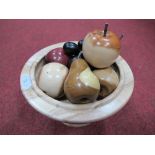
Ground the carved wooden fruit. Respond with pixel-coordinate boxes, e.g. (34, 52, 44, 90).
(64, 58, 100, 104)
(83, 30, 121, 68)
(93, 67, 119, 98)
(38, 62, 68, 98)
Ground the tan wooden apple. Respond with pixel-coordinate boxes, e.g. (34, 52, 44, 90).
(83, 24, 121, 68)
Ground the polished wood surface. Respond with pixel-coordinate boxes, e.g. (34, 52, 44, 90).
(20, 42, 134, 126)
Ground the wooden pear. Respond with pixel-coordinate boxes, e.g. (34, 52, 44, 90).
(64, 59, 100, 104)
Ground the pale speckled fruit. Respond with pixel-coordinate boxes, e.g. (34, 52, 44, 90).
(38, 62, 68, 98)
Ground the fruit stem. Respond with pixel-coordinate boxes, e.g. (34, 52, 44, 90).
(103, 23, 109, 37)
(120, 34, 124, 40)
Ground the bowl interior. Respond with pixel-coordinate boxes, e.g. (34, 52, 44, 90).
(34, 57, 121, 106)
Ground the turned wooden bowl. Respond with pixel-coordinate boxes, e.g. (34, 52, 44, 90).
(20, 42, 134, 127)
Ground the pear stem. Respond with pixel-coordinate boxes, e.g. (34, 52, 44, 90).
(103, 23, 109, 37)
(120, 34, 124, 40)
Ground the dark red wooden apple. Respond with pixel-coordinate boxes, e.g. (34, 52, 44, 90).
(45, 48, 69, 66)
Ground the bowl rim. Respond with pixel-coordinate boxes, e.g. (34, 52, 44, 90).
(20, 41, 134, 123)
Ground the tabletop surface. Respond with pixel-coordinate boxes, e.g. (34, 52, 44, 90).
(0, 19, 155, 135)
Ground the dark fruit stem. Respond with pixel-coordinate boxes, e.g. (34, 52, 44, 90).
(103, 23, 109, 37)
(120, 34, 124, 40)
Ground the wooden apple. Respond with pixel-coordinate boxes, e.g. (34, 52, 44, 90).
(45, 48, 69, 66)
(38, 62, 68, 98)
(93, 67, 119, 98)
(83, 24, 121, 68)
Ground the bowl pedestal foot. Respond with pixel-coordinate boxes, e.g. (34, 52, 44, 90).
(63, 122, 90, 127)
